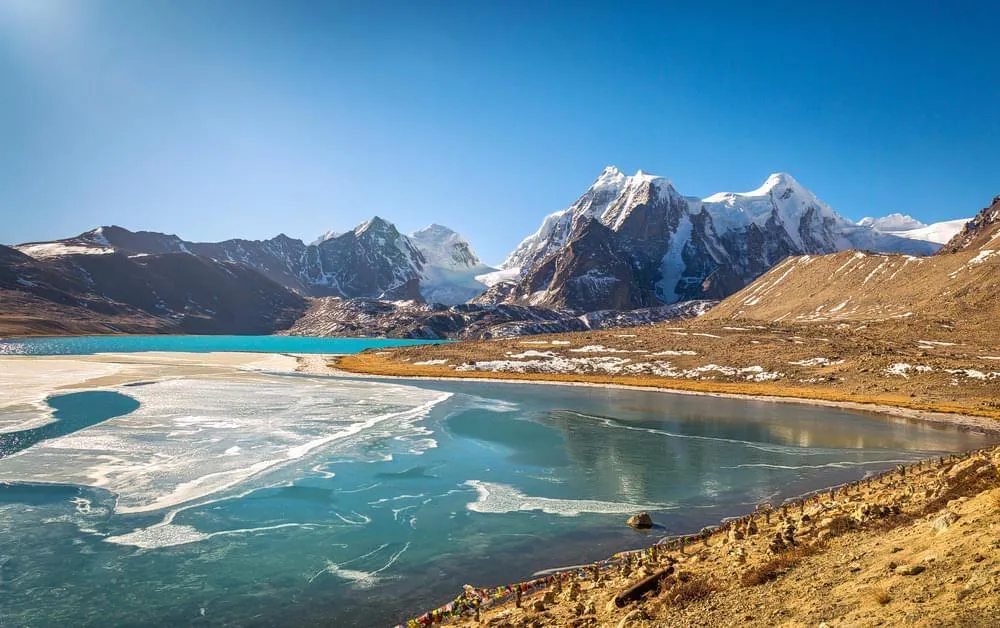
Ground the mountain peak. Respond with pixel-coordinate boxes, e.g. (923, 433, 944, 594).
(758, 172, 804, 194)
(590, 165, 627, 190)
(412, 223, 456, 237)
(355, 216, 397, 236)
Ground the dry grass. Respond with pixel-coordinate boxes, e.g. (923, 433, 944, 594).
(739, 544, 822, 587)
(921, 462, 999, 515)
(659, 574, 716, 608)
(869, 586, 892, 606)
(824, 515, 857, 537)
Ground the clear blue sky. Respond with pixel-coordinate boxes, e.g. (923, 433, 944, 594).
(2, 0, 998, 263)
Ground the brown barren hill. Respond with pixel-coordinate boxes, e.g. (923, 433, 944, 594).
(701, 240, 998, 337)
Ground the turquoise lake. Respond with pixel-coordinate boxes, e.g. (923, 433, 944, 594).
(0, 336, 994, 626)
(0, 334, 445, 355)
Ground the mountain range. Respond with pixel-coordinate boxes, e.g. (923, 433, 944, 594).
(15, 219, 495, 305)
(3, 168, 973, 337)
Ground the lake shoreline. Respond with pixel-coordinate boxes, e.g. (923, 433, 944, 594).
(328, 355, 1000, 436)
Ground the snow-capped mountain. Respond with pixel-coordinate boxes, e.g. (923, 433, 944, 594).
(408, 224, 496, 304)
(857, 213, 926, 231)
(15, 218, 486, 303)
(857, 214, 970, 246)
(483, 167, 947, 311)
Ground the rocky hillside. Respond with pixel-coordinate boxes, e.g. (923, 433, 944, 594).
(481, 168, 947, 312)
(0, 245, 306, 335)
(284, 297, 714, 340)
(15, 219, 492, 305)
(939, 195, 1000, 254)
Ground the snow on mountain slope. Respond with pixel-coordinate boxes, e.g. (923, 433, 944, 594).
(701, 172, 851, 251)
(311, 230, 340, 245)
(408, 224, 496, 304)
(857, 213, 926, 231)
(870, 218, 971, 245)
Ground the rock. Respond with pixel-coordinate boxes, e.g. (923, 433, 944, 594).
(531, 599, 546, 612)
(626, 512, 654, 529)
(542, 590, 556, 605)
(565, 581, 582, 601)
(931, 511, 960, 534)
(583, 600, 596, 615)
(895, 564, 926, 576)
(616, 609, 646, 628)
(956, 582, 977, 601)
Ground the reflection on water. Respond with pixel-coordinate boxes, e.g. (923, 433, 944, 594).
(0, 374, 993, 627)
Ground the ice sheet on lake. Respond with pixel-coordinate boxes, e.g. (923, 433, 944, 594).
(463, 480, 667, 517)
(0, 377, 450, 514)
(0, 358, 123, 433)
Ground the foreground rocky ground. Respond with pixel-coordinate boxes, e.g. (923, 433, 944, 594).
(429, 447, 1000, 627)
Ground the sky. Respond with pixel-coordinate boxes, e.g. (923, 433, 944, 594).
(1, 1, 998, 264)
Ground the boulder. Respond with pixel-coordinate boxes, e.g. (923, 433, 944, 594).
(931, 511, 959, 534)
(895, 564, 926, 576)
(626, 512, 654, 529)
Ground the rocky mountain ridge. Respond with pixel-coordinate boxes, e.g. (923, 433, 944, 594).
(15, 219, 494, 305)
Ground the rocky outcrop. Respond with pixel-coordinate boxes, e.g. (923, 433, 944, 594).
(938, 195, 1000, 254)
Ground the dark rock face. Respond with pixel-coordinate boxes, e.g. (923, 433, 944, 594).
(939, 196, 1000, 254)
(284, 296, 715, 340)
(301, 218, 426, 300)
